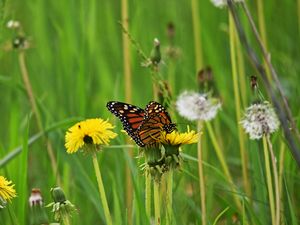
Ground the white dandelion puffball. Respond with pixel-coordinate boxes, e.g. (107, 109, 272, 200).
(211, 0, 244, 8)
(176, 91, 221, 121)
(240, 101, 280, 140)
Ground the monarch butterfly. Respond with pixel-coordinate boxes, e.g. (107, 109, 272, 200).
(106, 101, 176, 147)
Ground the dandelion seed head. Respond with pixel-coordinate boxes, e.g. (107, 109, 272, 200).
(210, 0, 244, 8)
(240, 101, 280, 140)
(176, 91, 221, 121)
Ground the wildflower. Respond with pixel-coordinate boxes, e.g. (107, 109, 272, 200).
(29, 189, 49, 224)
(240, 101, 280, 140)
(0, 176, 16, 208)
(65, 118, 117, 154)
(176, 91, 221, 121)
(161, 130, 199, 147)
(161, 130, 198, 170)
(47, 187, 76, 222)
(141, 130, 198, 181)
(211, 0, 244, 8)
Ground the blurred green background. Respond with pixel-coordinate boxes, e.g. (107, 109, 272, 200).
(0, 0, 299, 224)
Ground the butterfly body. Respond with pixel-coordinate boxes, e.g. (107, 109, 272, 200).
(106, 101, 176, 147)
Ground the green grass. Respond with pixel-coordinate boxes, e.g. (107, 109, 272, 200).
(0, 0, 300, 224)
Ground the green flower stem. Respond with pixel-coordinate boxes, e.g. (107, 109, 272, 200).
(154, 181, 161, 225)
(278, 141, 285, 215)
(229, 13, 251, 199)
(92, 152, 112, 225)
(145, 174, 151, 222)
(197, 121, 206, 225)
(263, 136, 276, 225)
(206, 122, 242, 210)
(266, 136, 280, 225)
(62, 215, 71, 225)
(166, 171, 173, 225)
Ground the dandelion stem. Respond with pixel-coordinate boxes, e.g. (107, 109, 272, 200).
(18, 51, 61, 185)
(145, 173, 151, 221)
(278, 141, 285, 216)
(263, 136, 276, 225)
(166, 171, 173, 225)
(121, 0, 133, 222)
(266, 136, 280, 225)
(197, 121, 206, 225)
(229, 12, 251, 198)
(206, 122, 242, 210)
(62, 215, 71, 225)
(154, 181, 161, 225)
(92, 152, 112, 225)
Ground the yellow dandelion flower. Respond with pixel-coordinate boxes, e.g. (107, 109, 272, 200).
(161, 130, 198, 146)
(0, 176, 16, 203)
(65, 118, 117, 154)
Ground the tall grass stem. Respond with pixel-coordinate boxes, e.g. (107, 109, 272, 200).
(235, 32, 248, 108)
(92, 152, 112, 225)
(206, 122, 242, 210)
(121, 0, 133, 222)
(191, 0, 203, 69)
(262, 136, 276, 225)
(197, 121, 206, 225)
(229, 13, 251, 198)
(18, 51, 61, 185)
(298, 0, 300, 37)
(256, 0, 271, 81)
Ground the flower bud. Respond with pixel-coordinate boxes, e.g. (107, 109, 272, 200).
(150, 38, 161, 65)
(29, 188, 49, 225)
(47, 187, 76, 222)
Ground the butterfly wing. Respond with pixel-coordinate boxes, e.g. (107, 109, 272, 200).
(106, 101, 176, 147)
(106, 101, 146, 146)
(136, 115, 166, 146)
(135, 102, 177, 146)
(145, 101, 176, 133)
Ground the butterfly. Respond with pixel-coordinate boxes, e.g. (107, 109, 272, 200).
(106, 101, 176, 147)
